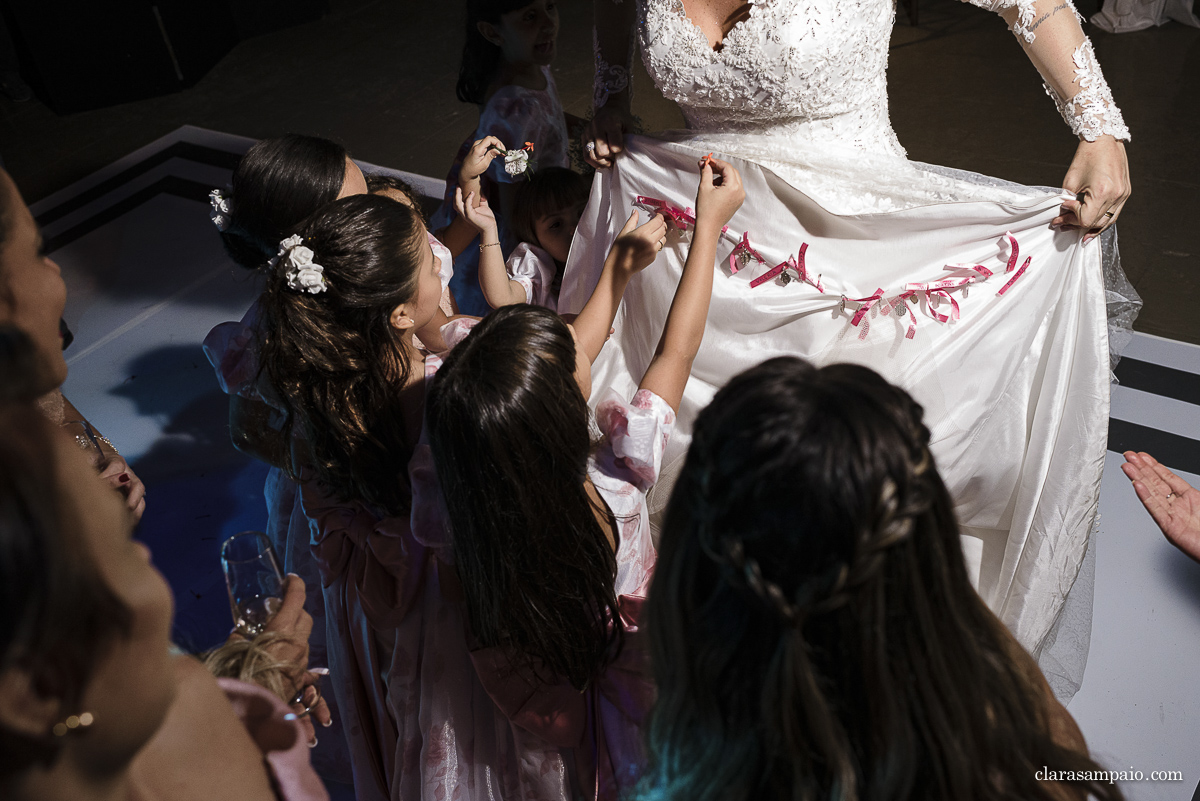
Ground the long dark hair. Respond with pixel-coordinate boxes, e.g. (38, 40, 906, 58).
(456, 0, 536, 105)
(0, 401, 132, 776)
(426, 304, 621, 690)
(641, 356, 1124, 801)
(257, 194, 425, 514)
(220, 134, 349, 270)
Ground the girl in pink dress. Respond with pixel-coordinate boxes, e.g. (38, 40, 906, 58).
(203, 140, 461, 785)
(252, 194, 451, 801)
(279, 195, 667, 800)
(203, 133, 370, 783)
(416, 158, 743, 799)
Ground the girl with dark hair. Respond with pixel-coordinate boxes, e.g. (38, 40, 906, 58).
(416, 158, 743, 799)
(216, 134, 366, 271)
(429, 0, 576, 315)
(367, 172, 460, 319)
(203, 135, 380, 783)
(640, 356, 1125, 801)
(253, 192, 468, 801)
(455, 166, 591, 311)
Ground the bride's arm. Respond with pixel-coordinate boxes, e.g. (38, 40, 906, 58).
(584, 0, 639, 169)
(968, 0, 1131, 241)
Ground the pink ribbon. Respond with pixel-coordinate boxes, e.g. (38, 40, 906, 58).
(749, 243, 824, 292)
(846, 287, 886, 340)
(728, 231, 766, 274)
(634, 196, 731, 238)
(995, 232, 1031, 296)
(900, 263, 993, 325)
(880, 292, 919, 339)
(998, 256, 1032, 296)
(635, 196, 696, 230)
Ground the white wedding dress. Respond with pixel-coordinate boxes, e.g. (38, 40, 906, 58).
(561, 0, 1139, 694)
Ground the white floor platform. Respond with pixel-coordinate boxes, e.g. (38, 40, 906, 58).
(39, 127, 1199, 798)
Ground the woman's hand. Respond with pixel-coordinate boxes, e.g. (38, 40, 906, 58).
(694, 156, 745, 231)
(608, 210, 668, 274)
(454, 188, 499, 238)
(226, 574, 332, 743)
(583, 106, 637, 169)
(1053, 136, 1131, 245)
(98, 455, 147, 523)
(1121, 451, 1200, 563)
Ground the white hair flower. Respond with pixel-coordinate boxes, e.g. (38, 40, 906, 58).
(209, 189, 232, 231)
(272, 235, 329, 294)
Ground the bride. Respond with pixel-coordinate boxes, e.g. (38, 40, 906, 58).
(563, 0, 1134, 680)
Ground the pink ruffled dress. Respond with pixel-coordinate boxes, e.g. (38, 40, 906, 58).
(506, 242, 560, 313)
(398, 386, 674, 800)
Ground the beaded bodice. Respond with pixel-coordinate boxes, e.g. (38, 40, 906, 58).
(637, 0, 905, 154)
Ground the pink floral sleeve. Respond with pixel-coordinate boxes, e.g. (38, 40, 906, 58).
(594, 388, 677, 490)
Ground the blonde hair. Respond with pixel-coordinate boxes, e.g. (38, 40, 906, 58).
(203, 631, 303, 703)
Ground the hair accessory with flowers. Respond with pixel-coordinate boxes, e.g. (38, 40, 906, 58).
(209, 189, 232, 231)
(270, 234, 329, 294)
(490, 141, 536, 178)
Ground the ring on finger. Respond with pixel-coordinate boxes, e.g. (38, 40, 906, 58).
(289, 683, 323, 719)
(585, 141, 596, 153)
(1167, 492, 1177, 500)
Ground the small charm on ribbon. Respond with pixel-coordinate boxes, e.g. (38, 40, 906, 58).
(729, 231, 766, 275)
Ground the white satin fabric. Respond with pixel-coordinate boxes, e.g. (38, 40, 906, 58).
(560, 136, 1110, 663)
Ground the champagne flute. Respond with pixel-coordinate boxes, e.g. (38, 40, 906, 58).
(221, 531, 284, 636)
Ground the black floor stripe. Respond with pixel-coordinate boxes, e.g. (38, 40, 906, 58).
(35, 141, 243, 229)
(45, 176, 213, 255)
(1109, 419, 1200, 476)
(1114, 357, 1200, 408)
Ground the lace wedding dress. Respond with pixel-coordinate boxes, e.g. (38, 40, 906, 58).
(562, 0, 1140, 697)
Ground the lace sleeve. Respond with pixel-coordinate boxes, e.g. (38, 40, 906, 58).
(593, 0, 637, 111)
(964, 0, 1130, 142)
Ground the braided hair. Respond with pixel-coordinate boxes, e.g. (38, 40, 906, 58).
(641, 356, 1123, 801)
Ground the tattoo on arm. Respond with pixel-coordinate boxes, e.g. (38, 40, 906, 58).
(1029, 2, 1069, 32)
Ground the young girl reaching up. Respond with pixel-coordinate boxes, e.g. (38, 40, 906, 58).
(455, 166, 589, 311)
(255, 194, 451, 801)
(430, 0, 575, 315)
(421, 158, 744, 798)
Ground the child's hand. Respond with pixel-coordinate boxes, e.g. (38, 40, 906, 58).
(454, 187, 498, 236)
(461, 136, 506, 183)
(694, 156, 745, 231)
(608, 210, 668, 274)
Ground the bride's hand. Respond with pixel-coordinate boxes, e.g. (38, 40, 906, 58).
(584, 106, 637, 169)
(1053, 136, 1130, 246)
